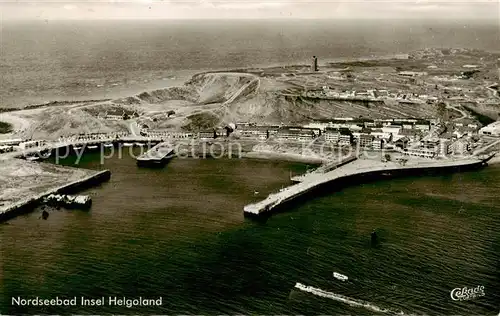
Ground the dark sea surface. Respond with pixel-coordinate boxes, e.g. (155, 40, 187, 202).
(0, 19, 499, 107)
(1, 19, 500, 315)
(1, 150, 500, 315)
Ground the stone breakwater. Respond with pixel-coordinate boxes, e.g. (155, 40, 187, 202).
(0, 160, 110, 221)
(244, 155, 493, 216)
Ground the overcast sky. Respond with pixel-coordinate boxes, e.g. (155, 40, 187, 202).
(0, 0, 498, 20)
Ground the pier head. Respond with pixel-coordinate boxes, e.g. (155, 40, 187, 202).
(244, 154, 494, 218)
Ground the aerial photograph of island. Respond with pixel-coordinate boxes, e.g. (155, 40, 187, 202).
(0, 0, 499, 314)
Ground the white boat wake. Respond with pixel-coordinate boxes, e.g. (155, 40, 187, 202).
(294, 282, 405, 315)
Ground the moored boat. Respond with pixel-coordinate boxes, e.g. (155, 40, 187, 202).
(136, 143, 175, 167)
(333, 272, 348, 281)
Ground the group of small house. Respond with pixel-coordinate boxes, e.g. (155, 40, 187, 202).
(141, 130, 195, 139)
(232, 117, 481, 158)
(97, 110, 140, 121)
(0, 139, 46, 153)
(234, 118, 434, 149)
(307, 86, 440, 104)
(57, 132, 129, 143)
(0, 113, 487, 159)
(401, 138, 473, 158)
(0, 138, 23, 153)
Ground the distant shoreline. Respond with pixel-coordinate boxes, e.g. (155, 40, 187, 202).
(0, 52, 410, 111)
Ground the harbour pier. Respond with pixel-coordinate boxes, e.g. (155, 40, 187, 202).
(136, 142, 175, 167)
(244, 154, 494, 217)
(0, 169, 111, 222)
(291, 155, 358, 183)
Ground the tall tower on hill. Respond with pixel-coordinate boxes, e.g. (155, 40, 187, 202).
(311, 56, 318, 72)
(497, 58, 500, 83)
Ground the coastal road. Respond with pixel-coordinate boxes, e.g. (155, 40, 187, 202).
(485, 83, 499, 100)
(473, 138, 500, 156)
(129, 121, 141, 137)
(222, 73, 260, 106)
(446, 103, 469, 121)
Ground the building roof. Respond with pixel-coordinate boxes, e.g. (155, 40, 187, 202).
(325, 127, 340, 133)
(339, 129, 352, 136)
(280, 126, 320, 131)
(0, 138, 22, 144)
(278, 128, 315, 135)
(239, 125, 272, 132)
(439, 132, 454, 139)
(399, 129, 420, 136)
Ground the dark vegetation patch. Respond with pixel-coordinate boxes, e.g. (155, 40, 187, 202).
(182, 112, 220, 131)
(0, 121, 13, 134)
(463, 105, 495, 126)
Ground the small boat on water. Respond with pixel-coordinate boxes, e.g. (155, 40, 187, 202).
(88, 145, 98, 149)
(333, 272, 348, 282)
(43, 194, 92, 209)
(26, 156, 40, 161)
(123, 143, 134, 147)
(103, 143, 113, 148)
(73, 146, 82, 150)
(135, 143, 145, 147)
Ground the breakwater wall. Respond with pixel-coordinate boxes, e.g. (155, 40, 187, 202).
(291, 155, 357, 182)
(0, 169, 111, 222)
(244, 156, 491, 218)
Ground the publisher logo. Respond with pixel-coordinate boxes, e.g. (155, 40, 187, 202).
(450, 285, 485, 301)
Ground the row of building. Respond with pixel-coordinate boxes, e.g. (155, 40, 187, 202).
(308, 87, 440, 104)
(97, 111, 140, 121)
(57, 132, 130, 143)
(401, 138, 472, 158)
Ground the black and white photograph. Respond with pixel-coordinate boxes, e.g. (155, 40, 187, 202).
(0, 0, 499, 314)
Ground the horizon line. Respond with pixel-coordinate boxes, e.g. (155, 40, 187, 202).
(3, 17, 497, 21)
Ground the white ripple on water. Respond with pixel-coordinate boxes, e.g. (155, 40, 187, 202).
(294, 282, 408, 315)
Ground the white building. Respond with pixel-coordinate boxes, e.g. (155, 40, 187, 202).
(398, 71, 428, 77)
(324, 128, 340, 143)
(450, 139, 471, 155)
(438, 139, 452, 156)
(0, 138, 23, 146)
(372, 138, 384, 150)
(479, 121, 500, 136)
(381, 125, 401, 138)
(403, 147, 436, 158)
(18, 140, 46, 150)
(303, 122, 330, 131)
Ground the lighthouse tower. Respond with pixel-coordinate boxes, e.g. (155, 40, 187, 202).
(497, 58, 500, 83)
(311, 56, 318, 72)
